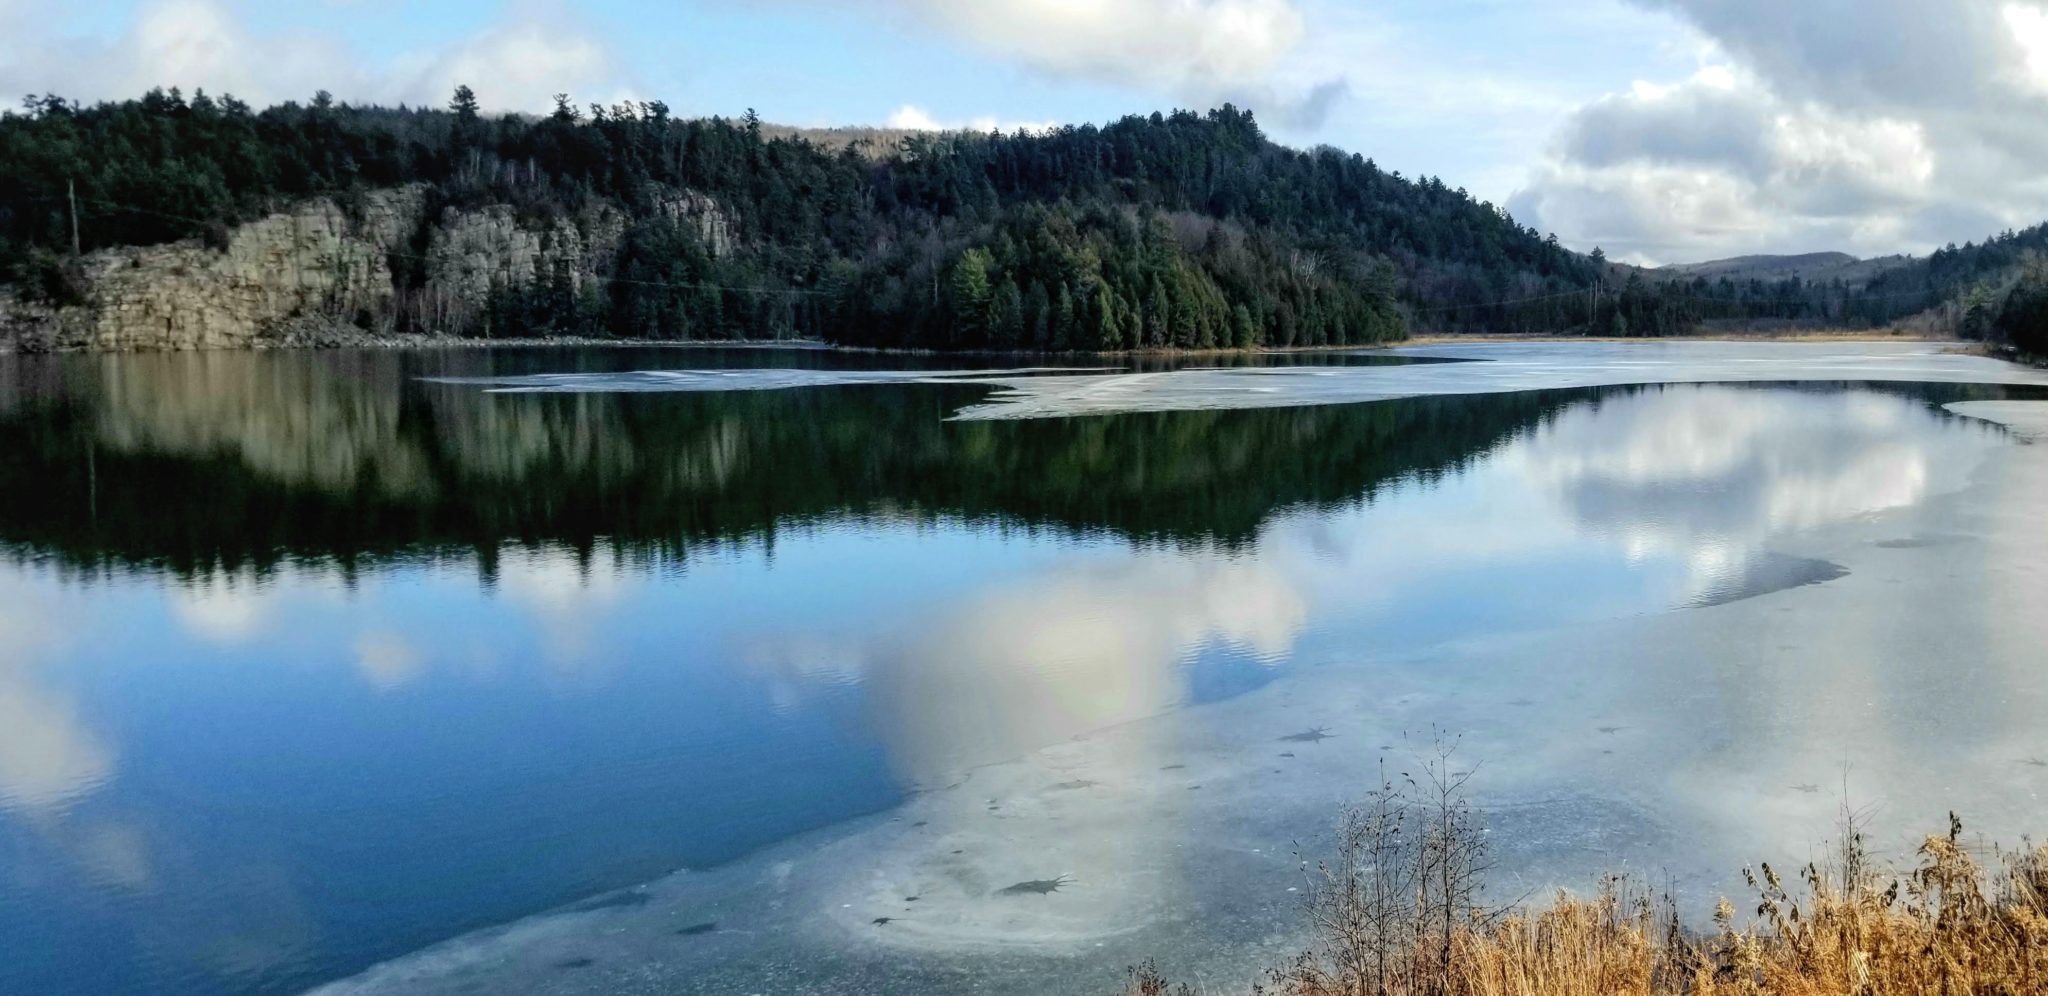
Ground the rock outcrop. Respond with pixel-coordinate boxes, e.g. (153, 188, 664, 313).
(417, 202, 632, 335)
(0, 184, 739, 352)
(2, 188, 423, 352)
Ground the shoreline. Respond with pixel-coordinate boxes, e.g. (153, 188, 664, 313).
(0, 329, 1953, 358)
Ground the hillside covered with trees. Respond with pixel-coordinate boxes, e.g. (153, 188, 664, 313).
(1613, 224, 2048, 341)
(3, 87, 2045, 349)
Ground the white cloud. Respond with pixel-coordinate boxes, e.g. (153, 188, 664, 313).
(3, 0, 358, 107)
(1514, 65, 1939, 261)
(1632, 0, 2026, 115)
(392, 19, 630, 113)
(0, 0, 629, 114)
(896, 0, 1304, 89)
(883, 104, 1055, 133)
(2006, 3, 2048, 95)
(127, 0, 243, 86)
(864, 0, 1347, 129)
(1513, 0, 2048, 261)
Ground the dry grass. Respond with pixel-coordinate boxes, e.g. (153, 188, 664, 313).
(1128, 759, 2048, 996)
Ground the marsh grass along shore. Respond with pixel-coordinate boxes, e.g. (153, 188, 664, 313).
(1130, 764, 2048, 996)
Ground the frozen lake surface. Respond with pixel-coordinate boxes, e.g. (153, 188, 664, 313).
(436, 340, 2048, 419)
(2, 342, 2045, 995)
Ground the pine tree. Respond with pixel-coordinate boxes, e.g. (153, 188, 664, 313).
(949, 247, 994, 343)
(1025, 281, 1051, 348)
(1232, 303, 1257, 349)
(1052, 283, 1075, 350)
(992, 279, 1024, 346)
(1146, 278, 1170, 347)
(1096, 291, 1123, 350)
(449, 85, 479, 120)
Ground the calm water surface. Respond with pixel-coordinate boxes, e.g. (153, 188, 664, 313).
(0, 347, 2037, 994)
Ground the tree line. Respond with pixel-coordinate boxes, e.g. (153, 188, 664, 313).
(3, 86, 2042, 346)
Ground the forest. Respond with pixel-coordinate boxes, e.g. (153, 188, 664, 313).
(1, 86, 2045, 348)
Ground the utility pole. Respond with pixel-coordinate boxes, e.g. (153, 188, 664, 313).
(68, 178, 81, 258)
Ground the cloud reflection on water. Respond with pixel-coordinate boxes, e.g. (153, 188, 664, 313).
(749, 553, 1307, 785)
(0, 576, 112, 814)
(168, 577, 279, 645)
(1506, 385, 1990, 603)
(739, 385, 1996, 793)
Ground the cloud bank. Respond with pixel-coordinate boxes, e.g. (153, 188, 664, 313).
(0, 0, 630, 114)
(883, 105, 1058, 134)
(1511, 1, 2048, 263)
(866, 0, 1349, 130)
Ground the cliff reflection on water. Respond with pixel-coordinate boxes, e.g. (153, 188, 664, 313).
(0, 347, 2029, 996)
(0, 349, 1583, 576)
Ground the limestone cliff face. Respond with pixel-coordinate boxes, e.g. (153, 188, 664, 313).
(417, 202, 632, 335)
(652, 189, 736, 258)
(2, 188, 424, 352)
(0, 184, 737, 352)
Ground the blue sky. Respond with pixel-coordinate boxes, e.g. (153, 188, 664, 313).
(6, 1, 2048, 264)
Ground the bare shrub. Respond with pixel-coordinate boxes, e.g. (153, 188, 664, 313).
(1126, 771, 2048, 995)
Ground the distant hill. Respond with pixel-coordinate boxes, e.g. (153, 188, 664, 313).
(1658, 252, 1914, 287)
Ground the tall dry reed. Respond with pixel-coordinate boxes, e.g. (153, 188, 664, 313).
(1128, 759, 2048, 996)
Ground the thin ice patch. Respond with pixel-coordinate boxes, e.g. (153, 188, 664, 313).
(421, 367, 1111, 394)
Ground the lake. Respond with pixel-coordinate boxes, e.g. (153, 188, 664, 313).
(5, 342, 2048, 995)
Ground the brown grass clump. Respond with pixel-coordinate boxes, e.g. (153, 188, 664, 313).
(1127, 748, 2048, 996)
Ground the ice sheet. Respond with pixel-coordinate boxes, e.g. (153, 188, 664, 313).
(313, 397, 2048, 996)
(951, 342, 2048, 419)
(424, 342, 2048, 421)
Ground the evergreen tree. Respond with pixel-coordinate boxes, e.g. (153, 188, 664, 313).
(949, 247, 994, 343)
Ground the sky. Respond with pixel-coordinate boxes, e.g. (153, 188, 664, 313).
(4, 0, 2048, 265)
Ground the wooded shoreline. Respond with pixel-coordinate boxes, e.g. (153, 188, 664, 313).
(0, 328, 1955, 357)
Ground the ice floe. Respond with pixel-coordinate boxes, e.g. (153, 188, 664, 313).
(425, 342, 2048, 421)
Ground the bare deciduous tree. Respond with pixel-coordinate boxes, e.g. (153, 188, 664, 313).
(1276, 732, 1502, 996)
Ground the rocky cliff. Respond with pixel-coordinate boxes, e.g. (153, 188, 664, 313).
(0, 185, 737, 352)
